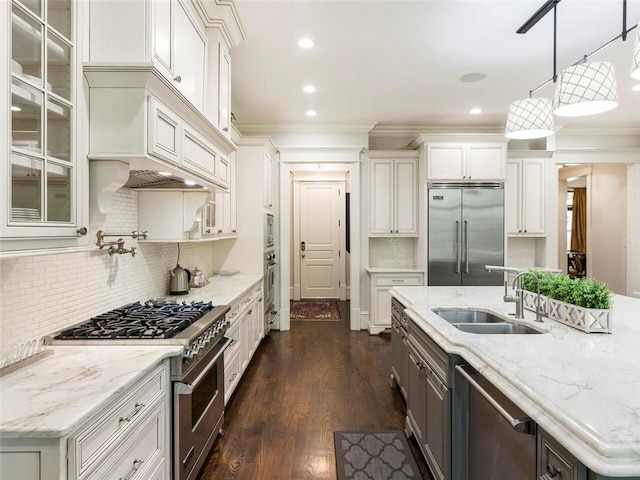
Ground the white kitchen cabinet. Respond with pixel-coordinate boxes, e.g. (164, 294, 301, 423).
(368, 271, 424, 334)
(368, 153, 419, 236)
(263, 151, 274, 210)
(148, 98, 182, 165)
(1, 0, 89, 250)
(138, 190, 209, 242)
(506, 158, 546, 236)
(0, 361, 171, 480)
(427, 144, 506, 180)
(90, 0, 206, 111)
(217, 41, 231, 135)
(223, 283, 264, 404)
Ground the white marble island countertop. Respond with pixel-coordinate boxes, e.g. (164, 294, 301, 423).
(391, 285, 640, 477)
(0, 345, 182, 438)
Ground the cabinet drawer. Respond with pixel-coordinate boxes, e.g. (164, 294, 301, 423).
(225, 320, 241, 361)
(537, 430, 583, 480)
(72, 363, 167, 476)
(373, 274, 424, 286)
(85, 401, 166, 480)
(182, 125, 216, 179)
(224, 350, 241, 405)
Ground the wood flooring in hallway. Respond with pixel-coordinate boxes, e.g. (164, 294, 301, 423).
(197, 301, 432, 480)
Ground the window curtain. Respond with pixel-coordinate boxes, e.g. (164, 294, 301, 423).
(570, 188, 587, 253)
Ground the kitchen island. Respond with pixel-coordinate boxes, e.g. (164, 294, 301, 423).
(391, 285, 640, 478)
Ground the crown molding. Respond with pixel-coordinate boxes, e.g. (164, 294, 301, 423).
(555, 126, 640, 137)
(409, 132, 508, 149)
(370, 124, 505, 138)
(232, 122, 378, 135)
(193, 0, 246, 47)
(235, 135, 277, 155)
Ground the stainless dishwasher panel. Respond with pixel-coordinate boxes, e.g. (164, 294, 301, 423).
(454, 364, 536, 480)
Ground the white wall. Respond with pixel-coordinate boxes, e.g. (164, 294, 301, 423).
(0, 189, 216, 348)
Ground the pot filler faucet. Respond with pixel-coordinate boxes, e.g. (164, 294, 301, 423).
(485, 266, 544, 323)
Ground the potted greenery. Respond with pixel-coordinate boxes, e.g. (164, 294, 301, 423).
(520, 270, 613, 334)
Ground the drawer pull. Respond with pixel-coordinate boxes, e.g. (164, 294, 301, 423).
(119, 459, 144, 480)
(119, 403, 145, 424)
(392, 279, 404, 283)
(229, 338, 237, 346)
(546, 465, 562, 478)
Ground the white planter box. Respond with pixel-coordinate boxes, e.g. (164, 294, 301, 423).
(547, 298, 612, 334)
(522, 291, 548, 316)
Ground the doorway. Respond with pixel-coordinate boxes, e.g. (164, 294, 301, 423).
(291, 171, 347, 301)
(558, 164, 627, 294)
(292, 180, 346, 300)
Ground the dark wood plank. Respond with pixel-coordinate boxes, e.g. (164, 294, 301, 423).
(197, 301, 433, 480)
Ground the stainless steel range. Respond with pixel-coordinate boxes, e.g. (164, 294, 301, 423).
(51, 299, 231, 480)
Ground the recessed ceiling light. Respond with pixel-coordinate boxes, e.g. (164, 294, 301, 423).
(11, 106, 21, 112)
(306, 110, 317, 117)
(158, 171, 171, 176)
(460, 73, 487, 83)
(297, 38, 314, 49)
(184, 179, 196, 186)
(303, 85, 316, 93)
(470, 108, 482, 115)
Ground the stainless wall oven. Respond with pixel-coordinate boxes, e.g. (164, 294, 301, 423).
(264, 249, 277, 333)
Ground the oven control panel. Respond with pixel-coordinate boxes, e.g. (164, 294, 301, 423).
(183, 318, 230, 363)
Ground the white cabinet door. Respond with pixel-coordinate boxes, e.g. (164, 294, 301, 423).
(152, 0, 172, 75)
(427, 144, 505, 180)
(218, 42, 231, 135)
(148, 98, 181, 165)
(263, 152, 274, 209)
(373, 286, 393, 329)
(467, 145, 505, 180)
(395, 160, 418, 235)
(506, 158, 545, 236)
(173, 0, 206, 110)
(369, 273, 424, 334)
(521, 159, 545, 235)
(505, 161, 521, 234)
(427, 146, 465, 180)
(370, 160, 394, 235)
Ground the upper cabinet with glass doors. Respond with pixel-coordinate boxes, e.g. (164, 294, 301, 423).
(2, 0, 87, 249)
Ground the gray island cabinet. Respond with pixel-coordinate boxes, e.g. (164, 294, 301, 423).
(390, 286, 640, 480)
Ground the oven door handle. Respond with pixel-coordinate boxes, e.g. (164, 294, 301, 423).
(175, 338, 230, 395)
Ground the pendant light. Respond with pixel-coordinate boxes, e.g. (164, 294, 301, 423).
(553, 61, 618, 117)
(505, 97, 554, 139)
(632, 23, 640, 80)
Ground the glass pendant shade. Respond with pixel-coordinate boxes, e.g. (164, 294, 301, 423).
(632, 24, 640, 80)
(505, 98, 554, 139)
(553, 61, 618, 116)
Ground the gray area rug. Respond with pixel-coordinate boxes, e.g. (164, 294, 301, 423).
(334, 431, 422, 480)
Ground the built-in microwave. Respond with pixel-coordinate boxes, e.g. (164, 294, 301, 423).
(265, 213, 274, 248)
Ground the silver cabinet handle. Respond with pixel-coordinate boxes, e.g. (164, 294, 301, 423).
(455, 365, 534, 434)
(119, 402, 145, 424)
(119, 459, 144, 480)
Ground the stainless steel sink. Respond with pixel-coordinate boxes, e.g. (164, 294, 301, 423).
(433, 309, 506, 324)
(453, 323, 543, 335)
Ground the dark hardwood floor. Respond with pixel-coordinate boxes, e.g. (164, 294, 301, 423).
(197, 301, 432, 480)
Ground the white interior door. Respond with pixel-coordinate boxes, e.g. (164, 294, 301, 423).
(299, 182, 342, 299)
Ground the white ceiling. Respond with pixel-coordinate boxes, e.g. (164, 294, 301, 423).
(229, 0, 640, 134)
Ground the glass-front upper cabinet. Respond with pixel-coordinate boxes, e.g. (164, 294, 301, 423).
(3, 0, 85, 246)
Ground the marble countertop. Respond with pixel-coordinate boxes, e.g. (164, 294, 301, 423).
(165, 273, 262, 305)
(0, 274, 263, 440)
(391, 286, 640, 477)
(0, 345, 182, 438)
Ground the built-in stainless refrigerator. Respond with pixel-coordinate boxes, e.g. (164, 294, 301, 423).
(428, 183, 504, 286)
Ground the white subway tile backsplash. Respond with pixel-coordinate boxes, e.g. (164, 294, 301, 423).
(507, 237, 537, 267)
(0, 189, 216, 348)
(369, 237, 415, 267)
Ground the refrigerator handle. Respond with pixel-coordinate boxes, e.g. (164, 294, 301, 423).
(464, 220, 469, 273)
(455, 220, 461, 274)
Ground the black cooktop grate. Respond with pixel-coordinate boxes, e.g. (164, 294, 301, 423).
(55, 300, 215, 340)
